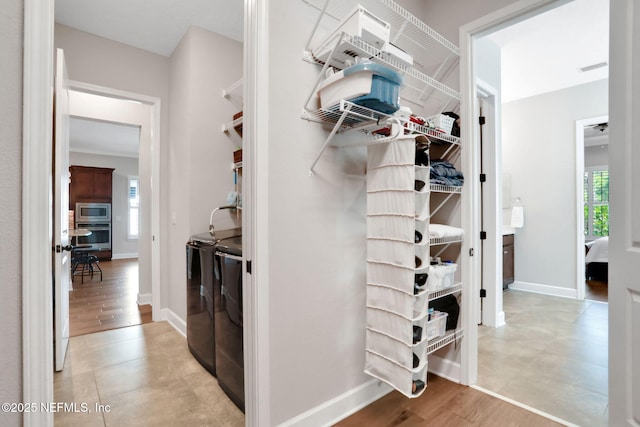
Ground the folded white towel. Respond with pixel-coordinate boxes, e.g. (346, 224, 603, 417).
(429, 224, 464, 239)
(511, 206, 524, 228)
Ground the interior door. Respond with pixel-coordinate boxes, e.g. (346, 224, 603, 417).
(609, 1, 640, 424)
(53, 48, 72, 372)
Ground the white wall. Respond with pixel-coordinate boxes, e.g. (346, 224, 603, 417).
(502, 79, 608, 292)
(585, 143, 608, 167)
(1, 0, 23, 424)
(167, 26, 242, 321)
(69, 152, 139, 258)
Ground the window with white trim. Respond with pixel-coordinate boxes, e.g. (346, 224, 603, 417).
(128, 176, 139, 239)
(584, 167, 609, 239)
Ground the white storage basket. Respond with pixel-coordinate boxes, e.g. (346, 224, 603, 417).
(426, 114, 455, 134)
(367, 283, 428, 319)
(427, 263, 458, 291)
(367, 261, 414, 294)
(365, 329, 428, 369)
(425, 311, 448, 340)
(365, 350, 428, 398)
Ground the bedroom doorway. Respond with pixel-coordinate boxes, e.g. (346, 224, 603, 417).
(470, 0, 610, 425)
(581, 116, 610, 303)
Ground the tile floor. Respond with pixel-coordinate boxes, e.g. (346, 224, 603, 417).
(478, 290, 608, 427)
(54, 321, 244, 427)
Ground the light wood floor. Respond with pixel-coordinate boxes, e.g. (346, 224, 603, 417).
(69, 258, 152, 337)
(336, 373, 562, 426)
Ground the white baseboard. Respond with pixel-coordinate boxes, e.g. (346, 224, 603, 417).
(157, 308, 186, 337)
(111, 253, 139, 260)
(428, 355, 461, 383)
(137, 293, 152, 306)
(509, 281, 578, 299)
(278, 379, 391, 427)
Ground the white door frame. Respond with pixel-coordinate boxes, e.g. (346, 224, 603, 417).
(575, 115, 608, 301)
(476, 79, 506, 328)
(21, 1, 161, 425)
(459, 0, 570, 387)
(23, 0, 55, 425)
(67, 80, 162, 317)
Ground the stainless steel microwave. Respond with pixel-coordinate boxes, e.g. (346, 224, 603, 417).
(75, 202, 111, 223)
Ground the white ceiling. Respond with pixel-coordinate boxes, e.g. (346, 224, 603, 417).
(486, 0, 609, 103)
(55, 0, 244, 57)
(69, 117, 141, 158)
(56, 0, 608, 154)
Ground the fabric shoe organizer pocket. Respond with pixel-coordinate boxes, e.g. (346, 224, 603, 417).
(367, 165, 414, 192)
(366, 307, 429, 346)
(367, 215, 414, 242)
(368, 239, 425, 269)
(367, 283, 428, 319)
(367, 136, 416, 168)
(367, 262, 414, 294)
(365, 350, 428, 398)
(367, 191, 415, 216)
(366, 329, 428, 369)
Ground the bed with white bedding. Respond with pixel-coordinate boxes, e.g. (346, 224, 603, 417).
(585, 237, 608, 281)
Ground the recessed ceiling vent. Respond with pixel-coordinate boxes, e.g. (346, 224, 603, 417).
(580, 61, 608, 72)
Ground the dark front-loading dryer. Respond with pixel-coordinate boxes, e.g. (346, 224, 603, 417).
(186, 228, 241, 377)
(214, 234, 244, 412)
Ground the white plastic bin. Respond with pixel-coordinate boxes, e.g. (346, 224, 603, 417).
(425, 311, 448, 340)
(427, 263, 457, 291)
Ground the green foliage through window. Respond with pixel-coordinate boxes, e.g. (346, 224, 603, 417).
(584, 169, 609, 238)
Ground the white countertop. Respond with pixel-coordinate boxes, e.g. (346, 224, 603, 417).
(502, 226, 515, 236)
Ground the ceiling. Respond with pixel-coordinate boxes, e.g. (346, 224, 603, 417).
(55, 0, 243, 57)
(56, 0, 608, 154)
(486, 0, 609, 103)
(70, 117, 141, 158)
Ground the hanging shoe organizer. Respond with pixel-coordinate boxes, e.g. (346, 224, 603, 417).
(301, 0, 464, 397)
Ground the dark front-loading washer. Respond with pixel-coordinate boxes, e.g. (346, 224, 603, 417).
(213, 234, 244, 412)
(186, 228, 241, 377)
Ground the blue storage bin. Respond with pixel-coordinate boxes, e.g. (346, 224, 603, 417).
(318, 62, 403, 115)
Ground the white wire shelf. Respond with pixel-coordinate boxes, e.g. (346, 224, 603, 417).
(305, 32, 460, 106)
(429, 235, 463, 246)
(427, 283, 462, 302)
(426, 329, 463, 355)
(430, 184, 462, 194)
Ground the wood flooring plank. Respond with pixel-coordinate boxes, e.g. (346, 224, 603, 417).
(69, 259, 151, 337)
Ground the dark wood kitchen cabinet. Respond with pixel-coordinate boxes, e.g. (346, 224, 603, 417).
(503, 234, 514, 289)
(69, 166, 114, 207)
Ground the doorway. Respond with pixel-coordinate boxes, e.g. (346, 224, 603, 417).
(463, 0, 610, 425)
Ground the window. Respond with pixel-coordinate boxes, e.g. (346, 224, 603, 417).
(584, 168, 609, 239)
(128, 176, 139, 239)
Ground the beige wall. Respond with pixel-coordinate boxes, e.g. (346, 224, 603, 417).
(167, 26, 242, 321)
(0, 0, 23, 425)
